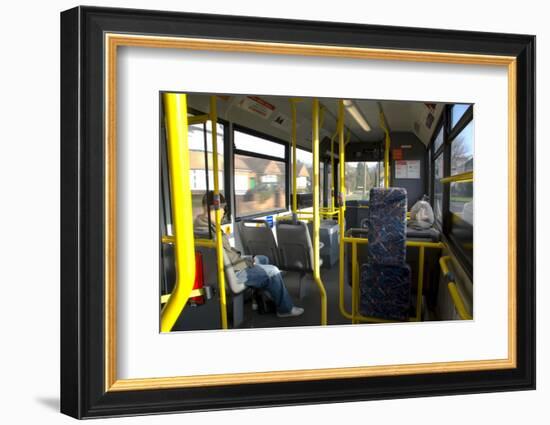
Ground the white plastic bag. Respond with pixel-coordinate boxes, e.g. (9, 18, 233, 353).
(409, 195, 434, 229)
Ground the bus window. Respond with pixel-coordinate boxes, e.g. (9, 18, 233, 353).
(450, 182, 473, 224)
(294, 148, 313, 195)
(450, 103, 470, 128)
(188, 121, 226, 221)
(345, 161, 381, 201)
(234, 130, 285, 158)
(433, 154, 444, 223)
(433, 126, 444, 152)
(325, 162, 332, 207)
(290, 147, 314, 208)
(450, 121, 474, 175)
(234, 129, 287, 218)
(449, 118, 474, 262)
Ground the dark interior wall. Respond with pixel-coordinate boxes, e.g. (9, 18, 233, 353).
(389, 131, 428, 209)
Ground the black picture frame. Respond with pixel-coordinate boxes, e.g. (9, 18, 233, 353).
(61, 5, 535, 419)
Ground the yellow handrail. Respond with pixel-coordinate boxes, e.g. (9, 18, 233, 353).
(161, 288, 205, 305)
(160, 93, 196, 332)
(164, 235, 216, 249)
(187, 114, 210, 125)
(337, 100, 351, 322)
(290, 99, 298, 214)
(210, 96, 228, 329)
(415, 246, 425, 321)
(342, 237, 444, 250)
(379, 108, 391, 188)
(344, 237, 444, 323)
(351, 241, 358, 324)
(440, 171, 474, 184)
(439, 256, 473, 320)
(312, 99, 328, 325)
(330, 131, 336, 210)
(345, 129, 351, 146)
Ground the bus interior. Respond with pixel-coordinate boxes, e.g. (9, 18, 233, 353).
(160, 93, 474, 332)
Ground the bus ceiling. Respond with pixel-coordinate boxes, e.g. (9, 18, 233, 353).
(186, 94, 446, 149)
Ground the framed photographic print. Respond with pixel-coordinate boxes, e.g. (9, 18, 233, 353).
(60, 6, 535, 419)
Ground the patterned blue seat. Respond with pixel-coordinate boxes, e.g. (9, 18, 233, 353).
(367, 188, 407, 266)
(360, 263, 411, 321)
(360, 187, 411, 320)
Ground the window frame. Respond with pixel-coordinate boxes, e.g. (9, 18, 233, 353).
(428, 115, 445, 226)
(232, 124, 290, 220)
(187, 107, 232, 226)
(428, 104, 474, 279)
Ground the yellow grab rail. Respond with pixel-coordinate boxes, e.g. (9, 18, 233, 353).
(342, 236, 444, 323)
(337, 100, 350, 322)
(187, 114, 210, 125)
(330, 131, 336, 210)
(440, 171, 474, 184)
(439, 256, 473, 320)
(161, 288, 206, 305)
(210, 96, 229, 329)
(415, 246, 425, 321)
(351, 241, 358, 324)
(379, 107, 391, 188)
(291, 99, 298, 214)
(163, 235, 216, 249)
(160, 93, 196, 332)
(312, 99, 328, 325)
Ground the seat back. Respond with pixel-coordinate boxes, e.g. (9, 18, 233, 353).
(360, 187, 411, 320)
(222, 249, 247, 294)
(194, 230, 247, 295)
(367, 187, 407, 265)
(345, 200, 369, 230)
(237, 219, 280, 267)
(275, 221, 314, 272)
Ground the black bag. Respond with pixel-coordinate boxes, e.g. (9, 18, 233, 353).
(254, 290, 276, 314)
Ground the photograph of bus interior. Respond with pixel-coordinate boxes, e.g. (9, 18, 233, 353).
(160, 92, 474, 332)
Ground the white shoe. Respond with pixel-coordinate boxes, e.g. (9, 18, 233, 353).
(276, 306, 304, 318)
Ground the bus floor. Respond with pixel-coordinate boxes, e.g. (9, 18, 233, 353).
(171, 261, 354, 332)
(171, 260, 437, 331)
(237, 261, 352, 329)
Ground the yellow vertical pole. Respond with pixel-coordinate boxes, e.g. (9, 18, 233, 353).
(291, 99, 298, 215)
(337, 100, 352, 321)
(312, 99, 328, 325)
(380, 110, 391, 188)
(330, 132, 336, 211)
(384, 131, 390, 188)
(210, 96, 228, 330)
(160, 93, 196, 332)
(351, 241, 358, 324)
(416, 246, 425, 321)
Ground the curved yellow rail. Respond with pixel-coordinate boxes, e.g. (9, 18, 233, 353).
(379, 108, 391, 188)
(160, 93, 196, 332)
(439, 256, 473, 320)
(312, 99, 328, 325)
(440, 171, 474, 184)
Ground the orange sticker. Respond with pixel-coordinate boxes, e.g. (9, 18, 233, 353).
(392, 148, 403, 160)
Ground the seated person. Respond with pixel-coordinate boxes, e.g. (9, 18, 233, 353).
(194, 191, 304, 318)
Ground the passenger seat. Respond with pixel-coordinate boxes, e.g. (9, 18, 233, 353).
(359, 187, 411, 321)
(237, 219, 281, 267)
(276, 220, 322, 298)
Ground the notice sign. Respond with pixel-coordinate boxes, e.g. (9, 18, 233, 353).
(237, 96, 276, 119)
(395, 160, 421, 179)
(270, 113, 291, 132)
(392, 148, 403, 160)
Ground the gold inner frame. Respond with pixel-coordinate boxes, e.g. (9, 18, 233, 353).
(104, 33, 517, 392)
